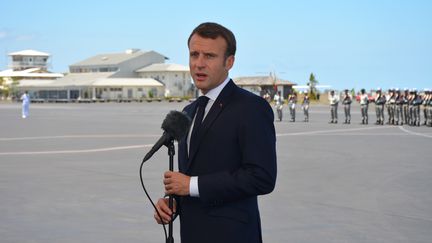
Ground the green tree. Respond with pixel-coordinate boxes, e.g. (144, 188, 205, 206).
(308, 73, 319, 100)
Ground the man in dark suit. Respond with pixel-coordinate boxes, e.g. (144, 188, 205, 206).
(154, 22, 277, 243)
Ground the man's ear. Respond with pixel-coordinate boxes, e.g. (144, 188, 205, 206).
(224, 55, 235, 71)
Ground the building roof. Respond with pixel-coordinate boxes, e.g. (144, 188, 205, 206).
(50, 72, 115, 87)
(17, 73, 163, 88)
(0, 68, 64, 78)
(136, 63, 189, 72)
(70, 49, 167, 67)
(8, 50, 50, 56)
(92, 78, 163, 87)
(17, 79, 58, 88)
(233, 76, 296, 86)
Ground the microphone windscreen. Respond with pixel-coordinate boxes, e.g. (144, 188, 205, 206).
(161, 110, 192, 141)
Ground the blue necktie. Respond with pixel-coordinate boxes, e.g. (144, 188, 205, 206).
(190, 96, 209, 153)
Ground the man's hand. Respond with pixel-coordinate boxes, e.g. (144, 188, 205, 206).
(154, 198, 176, 225)
(163, 171, 190, 196)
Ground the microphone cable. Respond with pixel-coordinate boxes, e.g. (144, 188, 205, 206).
(139, 156, 168, 240)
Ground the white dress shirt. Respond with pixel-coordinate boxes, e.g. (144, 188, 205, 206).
(189, 76, 231, 197)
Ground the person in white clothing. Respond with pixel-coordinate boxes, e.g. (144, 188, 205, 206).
(273, 91, 283, 121)
(20, 91, 30, 118)
(359, 89, 369, 124)
(328, 90, 339, 123)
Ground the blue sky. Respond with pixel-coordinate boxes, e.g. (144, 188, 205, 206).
(1, 0, 431, 91)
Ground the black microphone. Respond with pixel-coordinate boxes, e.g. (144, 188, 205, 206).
(143, 110, 191, 161)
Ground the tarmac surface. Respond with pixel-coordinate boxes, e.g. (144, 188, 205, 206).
(1, 101, 431, 243)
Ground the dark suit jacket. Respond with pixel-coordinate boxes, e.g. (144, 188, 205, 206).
(176, 80, 277, 243)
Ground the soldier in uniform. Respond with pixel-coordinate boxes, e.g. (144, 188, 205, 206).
(407, 90, 414, 125)
(412, 90, 422, 126)
(394, 89, 404, 125)
(374, 88, 386, 125)
(288, 93, 297, 122)
(342, 89, 352, 124)
(385, 89, 395, 125)
(422, 90, 430, 126)
(426, 90, 432, 127)
(328, 90, 339, 123)
(403, 88, 410, 125)
(359, 89, 369, 124)
(302, 92, 310, 122)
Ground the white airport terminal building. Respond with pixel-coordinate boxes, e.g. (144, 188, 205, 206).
(0, 49, 193, 102)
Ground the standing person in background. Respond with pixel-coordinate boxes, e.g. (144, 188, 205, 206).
(288, 93, 297, 122)
(387, 89, 396, 125)
(273, 90, 282, 104)
(273, 91, 283, 121)
(302, 92, 310, 122)
(403, 88, 410, 125)
(422, 90, 430, 126)
(395, 89, 404, 125)
(328, 90, 339, 123)
(20, 91, 30, 119)
(412, 90, 422, 126)
(374, 88, 386, 125)
(408, 90, 415, 125)
(428, 90, 432, 127)
(342, 89, 352, 124)
(263, 90, 271, 103)
(426, 90, 432, 127)
(153, 22, 277, 243)
(359, 89, 369, 125)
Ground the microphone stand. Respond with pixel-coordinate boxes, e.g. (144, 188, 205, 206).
(167, 140, 175, 243)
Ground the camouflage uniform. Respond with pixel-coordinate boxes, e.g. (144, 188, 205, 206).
(412, 91, 422, 126)
(394, 89, 404, 125)
(302, 95, 310, 122)
(342, 90, 352, 124)
(374, 90, 386, 125)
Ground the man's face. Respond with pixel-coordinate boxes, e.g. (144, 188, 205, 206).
(189, 34, 234, 94)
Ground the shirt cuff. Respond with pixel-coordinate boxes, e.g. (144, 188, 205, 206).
(189, 176, 200, 197)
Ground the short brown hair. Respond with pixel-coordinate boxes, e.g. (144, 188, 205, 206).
(188, 22, 236, 58)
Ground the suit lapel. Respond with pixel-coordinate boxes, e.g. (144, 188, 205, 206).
(187, 80, 237, 171)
